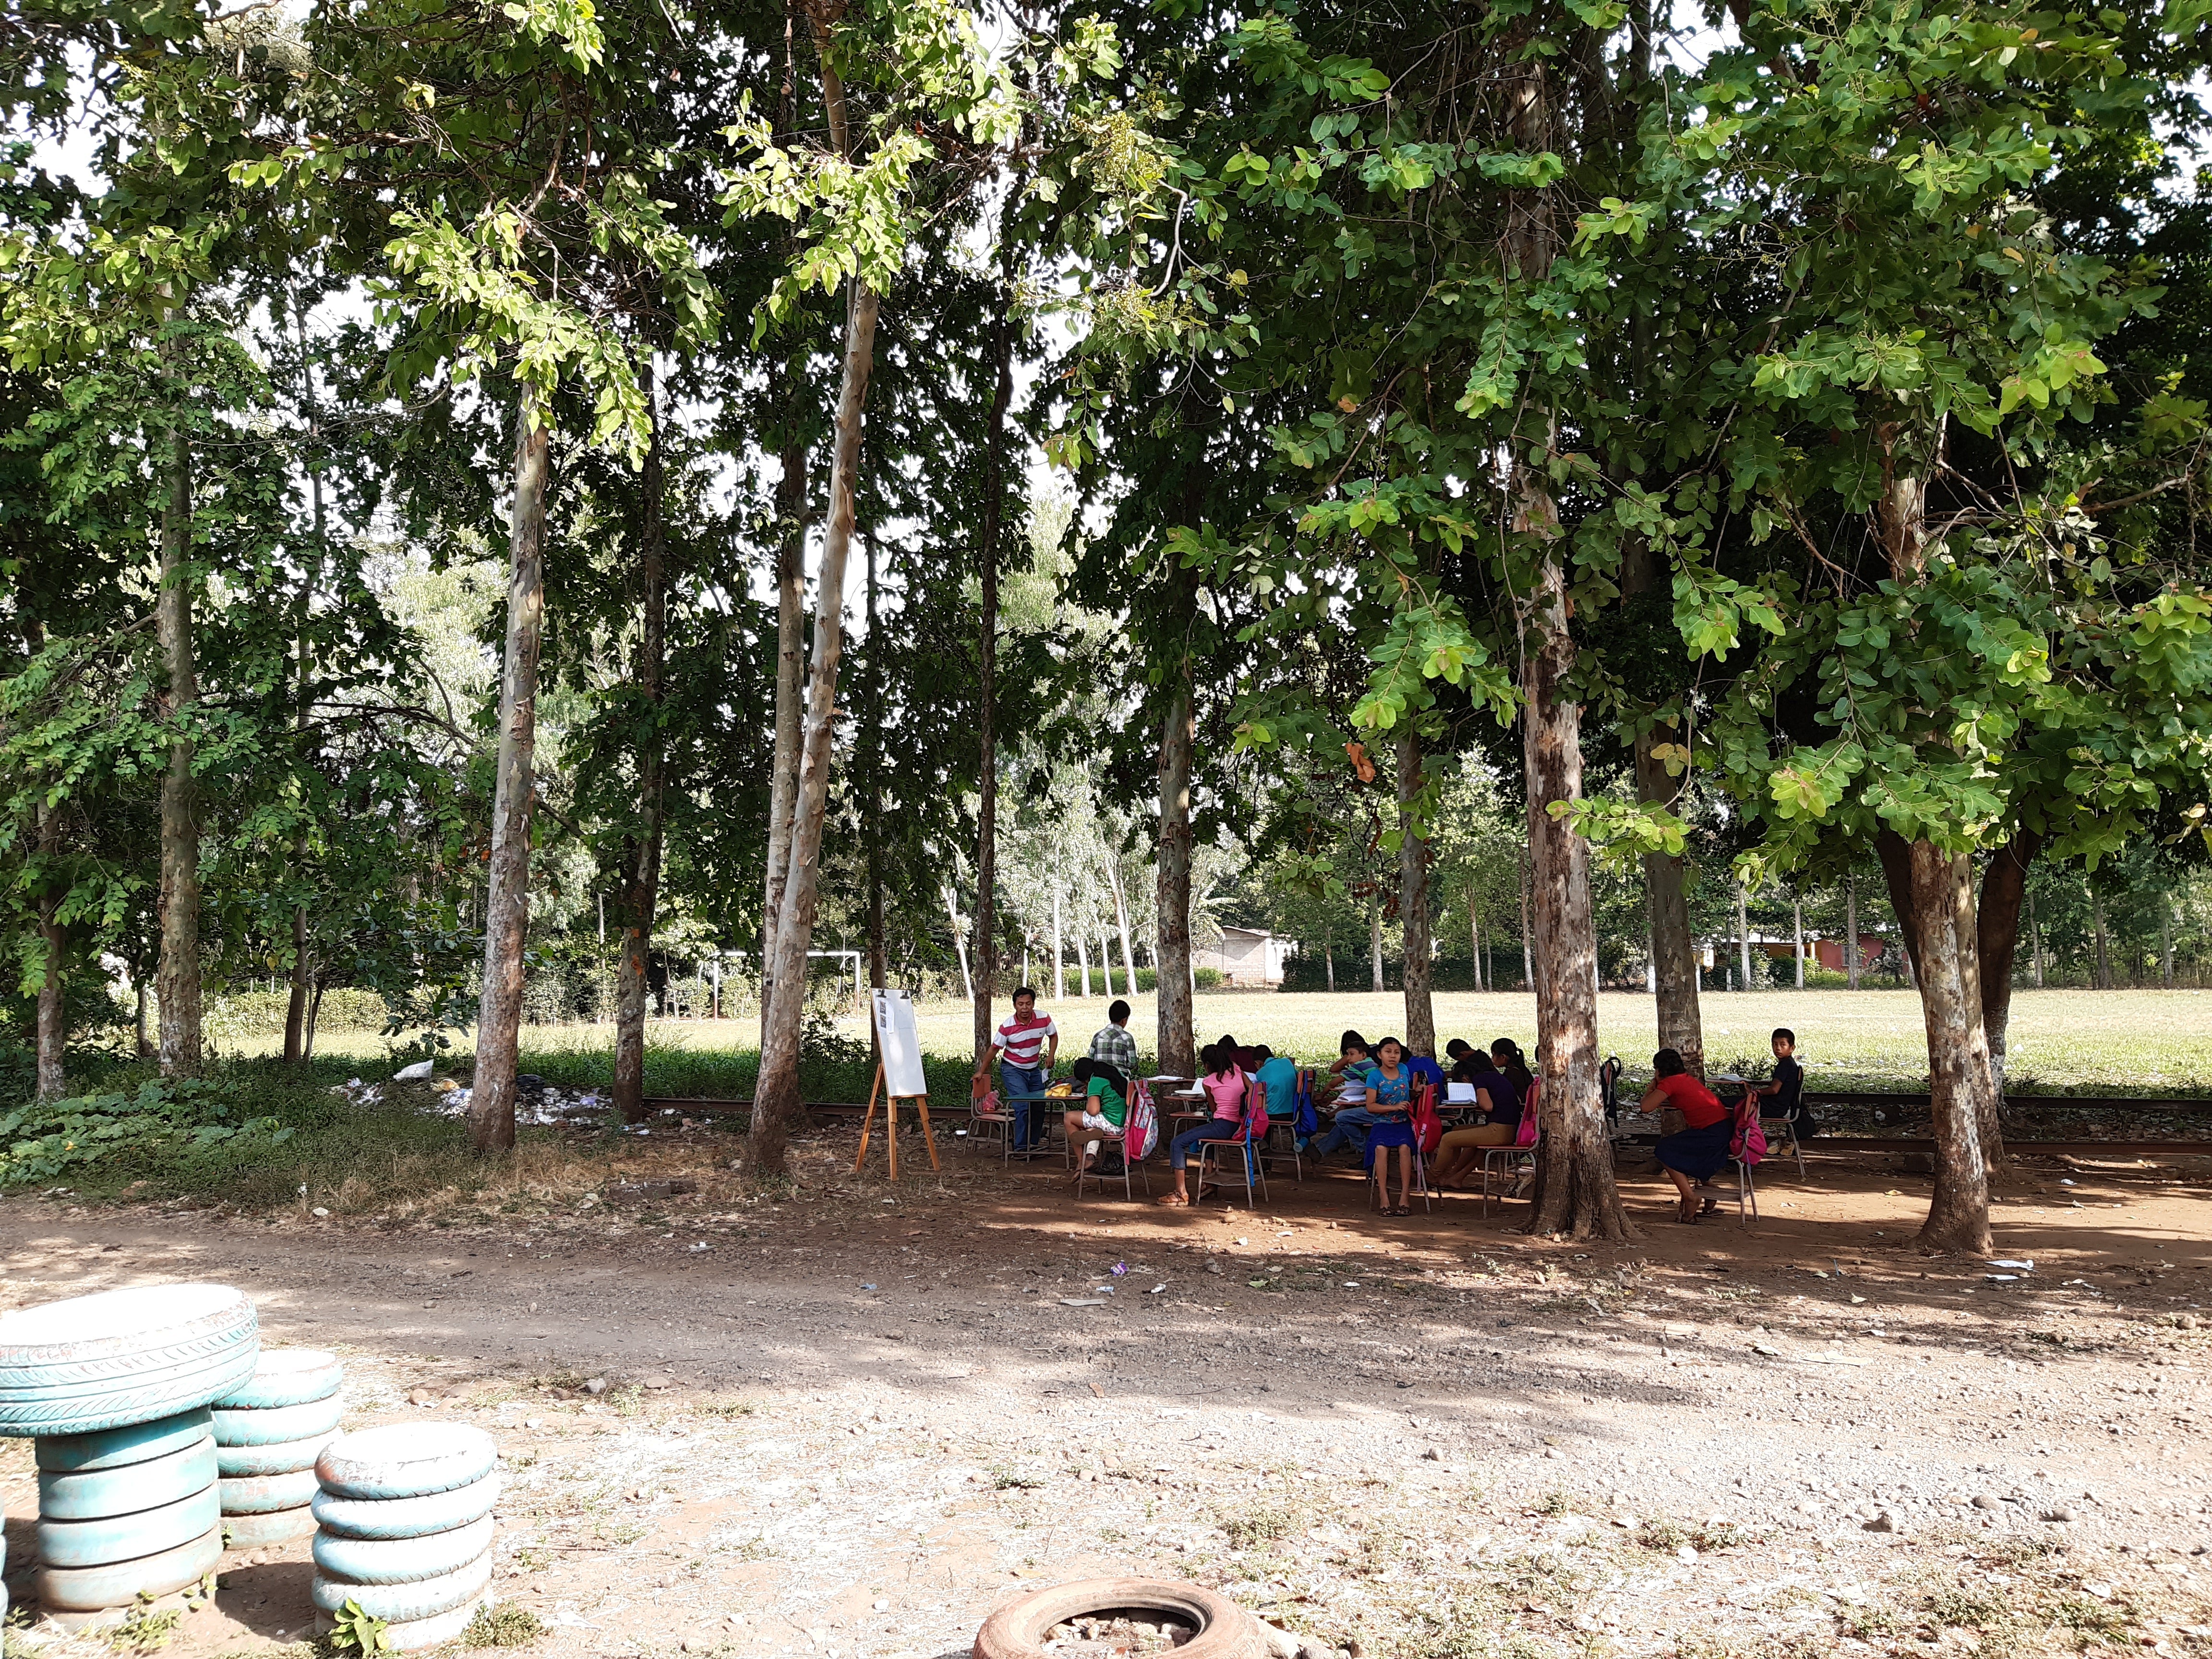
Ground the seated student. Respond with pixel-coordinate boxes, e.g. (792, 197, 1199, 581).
(1751, 1027, 1815, 1137)
(1405, 1045, 1446, 1101)
(1088, 1000, 1140, 1074)
(1308, 1032, 1377, 1159)
(1637, 1047, 1731, 1224)
(1252, 1045, 1300, 1124)
(1063, 1057, 1129, 1178)
(1157, 1042, 1262, 1206)
(1432, 1046, 1522, 1187)
(1362, 1037, 1419, 1215)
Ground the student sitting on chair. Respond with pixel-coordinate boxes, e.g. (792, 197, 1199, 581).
(1157, 1040, 1260, 1206)
(1308, 1031, 1377, 1159)
(1063, 1057, 1129, 1179)
(1751, 1027, 1815, 1137)
(1363, 1036, 1419, 1215)
(1637, 1047, 1731, 1225)
(1431, 1046, 1521, 1187)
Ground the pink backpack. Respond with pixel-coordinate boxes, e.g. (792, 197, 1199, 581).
(1124, 1080, 1159, 1163)
(1515, 1077, 1541, 1148)
(1731, 1095, 1767, 1165)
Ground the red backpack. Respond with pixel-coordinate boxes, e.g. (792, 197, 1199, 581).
(1730, 1093, 1767, 1165)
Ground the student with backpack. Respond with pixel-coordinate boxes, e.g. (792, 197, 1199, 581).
(1636, 1048, 1731, 1225)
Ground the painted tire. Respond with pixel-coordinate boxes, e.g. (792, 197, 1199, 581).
(312, 1472, 499, 1540)
(39, 1435, 216, 1521)
(222, 1505, 316, 1549)
(320, 1592, 487, 1652)
(37, 1483, 218, 1568)
(313, 1514, 493, 1585)
(37, 1410, 213, 1474)
(315, 1424, 495, 1501)
(220, 1467, 320, 1515)
(217, 1432, 336, 1479)
(0, 1286, 257, 1436)
(215, 1349, 342, 1411)
(972, 1579, 1267, 1659)
(213, 1395, 342, 1448)
(36, 1523, 222, 1612)
(313, 1549, 492, 1624)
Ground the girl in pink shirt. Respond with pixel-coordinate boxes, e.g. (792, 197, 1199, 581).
(1157, 1036, 1266, 1204)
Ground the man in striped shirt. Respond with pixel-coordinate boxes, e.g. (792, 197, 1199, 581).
(984, 987, 1058, 1150)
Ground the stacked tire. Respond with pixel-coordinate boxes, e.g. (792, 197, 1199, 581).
(215, 1350, 345, 1549)
(313, 1424, 499, 1650)
(0, 1286, 259, 1624)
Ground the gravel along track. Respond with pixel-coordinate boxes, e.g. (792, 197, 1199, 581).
(0, 1143, 2205, 1659)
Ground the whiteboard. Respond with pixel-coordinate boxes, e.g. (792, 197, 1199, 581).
(871, 989, 928, 1098)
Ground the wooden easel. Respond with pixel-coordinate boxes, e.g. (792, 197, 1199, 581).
(854, 1059, 939, 1178)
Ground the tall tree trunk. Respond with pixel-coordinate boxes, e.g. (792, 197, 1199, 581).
(751, 27, 880, 1174)
(2029, 890, 2044, 988)
(2092, 887, 2111, 988)
(1792, 894, 1805, 988)
(1397, 729, 1435, 1056)
(1470, 899, 1483, 992)
(1051, 887, 1065, 1001)
(2161, 891, 2174, 988)
(135, 983, 153, 1058)
(284, 305, 324, 1069)
(1369, 905, 1384, 993)
(1519, 446, 1627, 1242)
(156, 418, 202, 1076)
(1075, 930, 1090, 999)
(1154, 656, 1196, 1074)
(1323, 933, 1334, 993)
(1910, 844, 1995, 1253)
(1846, 874, 1860, 990)
(1519, 846, 1534, 990)
(1734, 880, 1751, 990)
(35, 805, 64, 1102)
(613, 359, 669, 1126)
(1110, 861, 1138, 999)
(1976, 829, 2042, 1097)
(944, 885, 973, 999)
(973, 318, 1012, 1066)
(864, 529, 886, 1009)
(469, 390, 551, 1155)
(1621, 546, 1703, 1073)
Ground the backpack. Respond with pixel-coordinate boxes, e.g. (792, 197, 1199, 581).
(1411, 1083, 1444, 1155)
(1293, 1069, 1321, 1138)
(1123, 1080, 1159, 1163)
(1515, 1077, 1541, 1148)
(1731, 1095, 1767, 1166)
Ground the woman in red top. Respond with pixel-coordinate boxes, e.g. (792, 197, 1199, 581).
(1637, 1048, 1731, 1225)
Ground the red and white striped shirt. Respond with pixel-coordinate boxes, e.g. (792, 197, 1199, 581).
(995, 1013, 1057, 1067)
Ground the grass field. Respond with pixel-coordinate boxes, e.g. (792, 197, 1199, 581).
(243, 986, 2212, 1096)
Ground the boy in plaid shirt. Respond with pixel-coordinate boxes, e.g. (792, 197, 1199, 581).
(1088, 999, 1140, 1074)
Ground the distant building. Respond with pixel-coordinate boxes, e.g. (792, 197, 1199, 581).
(1208, 926, 1291, 987)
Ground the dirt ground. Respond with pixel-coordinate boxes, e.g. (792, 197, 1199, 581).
(2, 1120, 2209, 1659)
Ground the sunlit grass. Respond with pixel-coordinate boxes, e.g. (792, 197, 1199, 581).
(228, 987, 2212, 1094)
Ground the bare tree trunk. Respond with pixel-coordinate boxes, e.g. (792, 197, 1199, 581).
(1155, 658, 1196, 1075)
(1976, 829, 2042, 1098)
(1734, 880, 1752, 991)
(944, 885, 973, 999)
(469, 390, 551, 1155)
(2092, 887, 2112, 988)
(1075, 929, 1090, 999)
(864, 529, 886, 1008)
(1846, 874, 1860, 990)
(135, 983, 153, 1058)
(1519, 446, 1629, 1243)
(2161, 891, 2174, 988)
(1792, 894, 1805, 988)
(973, 318, 1011, 1065)
(1323, 934, 1334, 993)
(1470, 898, 1483, 992)
(613, 359, 669, 1127)
(1369, 905, 1384, 993)
(1519, 846, 1534, 990)
(752, 31, 880, 1174)
(1910, 843, 1995, 1253)
(305, 979, 325, 1062)
(2030, 890, 2044, 988)
(35, 805, 64, 1102)
(1622, 544, 1703, 1073)
(284, 305, 324, 1070)
(1110, 861, 1138, 1000)
(156, 418, 203, 1076)
(1397, 729, 1435, 1056)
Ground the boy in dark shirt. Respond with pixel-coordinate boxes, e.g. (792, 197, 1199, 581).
(1754, 1027, 1816, 1138)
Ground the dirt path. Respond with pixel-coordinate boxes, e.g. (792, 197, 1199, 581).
(3, 1126, 2208, 1659)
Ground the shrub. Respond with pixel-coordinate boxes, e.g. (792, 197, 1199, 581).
(206, 988, 392, 1039)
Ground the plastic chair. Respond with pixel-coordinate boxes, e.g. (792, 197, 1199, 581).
(1194, 1110, 1267, 1208)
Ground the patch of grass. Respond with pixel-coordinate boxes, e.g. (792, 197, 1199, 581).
(1407, 1590, 1525, 1659)
(989, 1465, 1045, 1491)
(105, 1602, 183, 1652)
(1923, 1588, 2008, 1629)
(1219, 1498, 1299, 1551)
(1535, 1488, 1576, 1517)
(1832, 1600, 1903, 1642)
(2049, 1594, 2138, 1648)
(463, 1604, 548, 1649)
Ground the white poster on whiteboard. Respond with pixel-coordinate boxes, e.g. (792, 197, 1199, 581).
(871, 988, 928, 1098)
